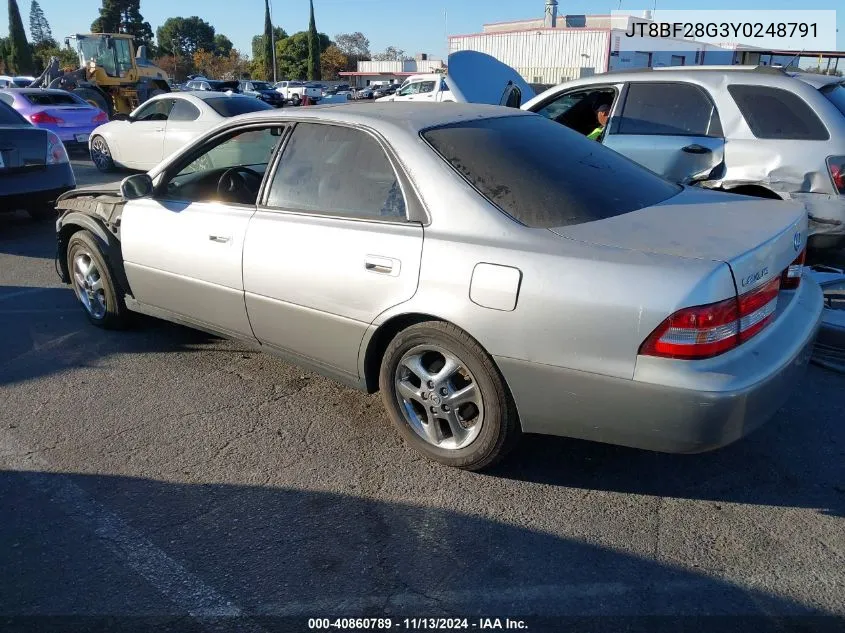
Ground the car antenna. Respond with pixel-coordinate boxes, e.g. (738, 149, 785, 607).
(783, 49, 804, 71)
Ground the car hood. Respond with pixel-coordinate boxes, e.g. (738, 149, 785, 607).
(549, 187, 807, 291)
(444, 51, 535, 107)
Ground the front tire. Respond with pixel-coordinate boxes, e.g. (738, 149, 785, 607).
(67, 230, 129, 329)
(90, 135, 116, 173)
(379, 321, 520, 470)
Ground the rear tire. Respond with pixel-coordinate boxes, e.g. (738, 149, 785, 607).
(90, 135, 116, 173)
(66, 230, 129, 329)
(73, 87, 110, 118)
(379, 321, 521, 470)
(291, 94, 301, 107)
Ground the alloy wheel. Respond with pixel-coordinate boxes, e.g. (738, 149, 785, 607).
(394, 345, 484, 450)
(71, 252, 107, 320)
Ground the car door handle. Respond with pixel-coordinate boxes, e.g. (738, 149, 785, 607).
(209, 235, 231, 244)
(682, 144, 711, 155)
(365, 255, 400, 276)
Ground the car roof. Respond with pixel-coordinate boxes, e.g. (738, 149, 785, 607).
(233, 102, 531, 133)
(150, 90, 254, 102)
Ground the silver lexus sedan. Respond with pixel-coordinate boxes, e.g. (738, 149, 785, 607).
(55, 103, 824, 470)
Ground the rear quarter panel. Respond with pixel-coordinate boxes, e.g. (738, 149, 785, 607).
(364, 137, 736, 381)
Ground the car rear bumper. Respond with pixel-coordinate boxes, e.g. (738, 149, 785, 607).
(0, 164, 75, 210)
(497, 277, 824, 453)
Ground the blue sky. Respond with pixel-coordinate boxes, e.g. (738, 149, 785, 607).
(2, 1, 842, 60)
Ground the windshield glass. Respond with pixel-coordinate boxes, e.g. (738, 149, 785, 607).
(78, 37, 116, 76)
(422, 115, 682, 229)
(820, 83, 845, 117)
(251, 82, 272, 91)
(205, 96, 273, 117)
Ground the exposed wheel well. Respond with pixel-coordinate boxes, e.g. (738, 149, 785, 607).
(722, 185, 783, 200)
(363, 313, 444, 393)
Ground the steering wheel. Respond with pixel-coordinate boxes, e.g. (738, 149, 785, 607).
(216, 167, 262, 202)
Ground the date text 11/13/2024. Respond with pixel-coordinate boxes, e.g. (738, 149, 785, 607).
(307, 618, 529, 630)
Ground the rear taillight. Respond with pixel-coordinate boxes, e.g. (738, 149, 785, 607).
(46, 131, 69, 165)
(640, 277, 781, 360)
(92, 111, 109, 124)
(29, 112, 63, 124)
(828, 156, 845, 194)
(780, 249, 806, 290)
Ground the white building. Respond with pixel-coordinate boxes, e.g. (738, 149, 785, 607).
(339, 54, 445, 87)
(448, 2, 737, 85)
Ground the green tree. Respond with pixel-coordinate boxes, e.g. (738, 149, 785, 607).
(262, 0, 274, 81)
(156, 16, 216, 57)
(33, 44, 78, 71)
(306, 0, 320, 80)
(0, 36, 11, 73)
(213, 34, 233, 57)
(276, 30, 330, 80)
(334, 31, 370, 71)
(91, 0, 155, 49)
(8, 0, 34, 75)
(28, 0, 52, 46)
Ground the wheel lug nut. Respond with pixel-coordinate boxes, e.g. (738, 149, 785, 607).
(430, 406, 437, 413)
(440, 388, 448, 396)
(427, 381, 435, 389)
(441, 404, 450, 412)
(421, 392, 427, 400)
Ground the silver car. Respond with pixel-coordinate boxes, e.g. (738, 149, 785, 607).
(521, 66, 845, 253)
(55, 103, 823, 470)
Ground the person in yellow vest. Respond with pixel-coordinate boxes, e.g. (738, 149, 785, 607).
(587, 104, 610, 141)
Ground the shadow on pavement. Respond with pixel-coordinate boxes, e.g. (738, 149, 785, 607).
(1, 470, 842, 632)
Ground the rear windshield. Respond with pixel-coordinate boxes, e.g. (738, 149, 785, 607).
(0, 100, 27, 124)
(820, 83, 845, 117)
(422, 115, 681, 228)
(23, 92, 83, 106)
(205, 97, 273, 117)
(251, 82, 272, 91)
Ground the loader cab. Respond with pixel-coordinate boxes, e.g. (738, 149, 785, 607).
(71, 34, 135, 80)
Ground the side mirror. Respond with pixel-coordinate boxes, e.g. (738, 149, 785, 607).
(120, 173, 154, 200)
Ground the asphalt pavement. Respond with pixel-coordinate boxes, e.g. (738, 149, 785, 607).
(1, 157, 844, 632)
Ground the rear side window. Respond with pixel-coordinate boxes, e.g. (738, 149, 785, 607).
(169, 99, 201, 122)
(619, 82, 723, 137)
(0, 100, 26, 124)
(205, 97, 273, 117)
(0, 92, 13, 106)
(266, 123, 406, 220)
(820, 83, 845, 117)
(24, 92, 81, 106)
(422, 115, 681, 229)
(728, 84, 829, 140)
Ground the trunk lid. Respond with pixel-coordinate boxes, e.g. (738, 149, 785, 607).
(0, 125, 47, 169)
(41, 106, 98, 128)
(549, 187, 807, 292)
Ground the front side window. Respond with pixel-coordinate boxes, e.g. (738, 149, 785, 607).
(728, 84, 829, 140)
(266, 123, 406, 220)
(397, 82, 420, 97)
(161, 126, 284, 205)
(534, 87, 616, 136)
(418, 81, 436, 93)
(133, 98, 174, 122)
(619, 82, 723, 137)
(422, 115, 681, 229)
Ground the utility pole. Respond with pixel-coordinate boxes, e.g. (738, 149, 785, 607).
(172, 36, 178, 79)
(269, 0, 277, 82)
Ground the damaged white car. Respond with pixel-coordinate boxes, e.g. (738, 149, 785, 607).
(436, 52, 845, 255)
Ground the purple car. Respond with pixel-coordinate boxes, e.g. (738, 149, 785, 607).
(0, 88, 108, 151)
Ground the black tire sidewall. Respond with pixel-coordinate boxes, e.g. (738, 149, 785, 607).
(66, 231, 126, 329)
(379, 323, 517, 470)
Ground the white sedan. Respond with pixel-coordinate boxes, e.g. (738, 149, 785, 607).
(89, 91, 274, 172)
